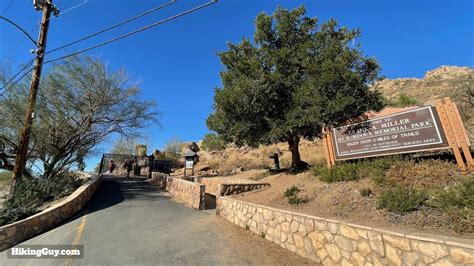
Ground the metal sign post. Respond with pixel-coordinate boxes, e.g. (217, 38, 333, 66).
(183, 150, 197, 178)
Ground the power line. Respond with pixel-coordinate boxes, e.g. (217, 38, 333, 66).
(46, 0, 176, 55)
(0, 16, 38, 46)
(1, 0, 218, 99)
(0, 59, 34, 93)
(45, 0, 218, 64)
(59, 0, 87, 15)
(1, 0, 172, 83)
(0, 61, 35, 123)
(62, 0, 75, 10)
(0, 0, 86, 65)
(0, 39, 26, 64)
(0, 0, 14, 16)
(0, 14, 36, 91)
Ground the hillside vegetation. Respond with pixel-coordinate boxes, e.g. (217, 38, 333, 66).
(378, 66, 474, 143)
(197, 66, 473, 175)
(193, 65, 474, 237)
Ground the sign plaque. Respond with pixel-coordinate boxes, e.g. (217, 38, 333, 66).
(331, 106, 449, 160)
(185, 160, 194, 169)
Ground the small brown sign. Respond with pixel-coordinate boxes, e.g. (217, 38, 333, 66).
(331, 106, 449, 160)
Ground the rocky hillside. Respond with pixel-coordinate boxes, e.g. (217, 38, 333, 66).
(378, 66, 472, 103)
(378, 65, 473, 143)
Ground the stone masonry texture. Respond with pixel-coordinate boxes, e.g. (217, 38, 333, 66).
(152, 173, 205, 210)
(217, 197, 474, 265)
(193, 177, 270, 196)
(0, 175, 101, 251)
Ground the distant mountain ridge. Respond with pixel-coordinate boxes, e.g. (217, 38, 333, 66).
(378, 65, 473, 144)
(378, 65, 473, 104)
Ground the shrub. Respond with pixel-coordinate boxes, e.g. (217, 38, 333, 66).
(313, 156, 403, 184)
(396, 93, 418, 106)
(385, 157, 461, 189)
(384, 93, 418, 107)
(360, 156, 406, 185)
(201, 133, 226, 151)
(429, 178, 473, 233)
(284, 185, 300, 198)
(287, 195, 309, 205)
(313, 162, 361, 182)
(360, 187, 372, 197)
(0, 173, 82, 226)
(377, 186, 427, 213)
(283, 185, 308, 205)
(430, 178, 474, 211)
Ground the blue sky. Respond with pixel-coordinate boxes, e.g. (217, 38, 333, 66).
(1, 0, 473, 171)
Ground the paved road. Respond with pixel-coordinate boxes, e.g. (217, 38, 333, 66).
(0, 177, 312, 265)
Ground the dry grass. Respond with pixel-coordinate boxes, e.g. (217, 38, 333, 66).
(196, 139, 325, 175)
(385, 158, 463, 189)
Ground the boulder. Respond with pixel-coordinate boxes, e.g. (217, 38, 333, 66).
(181, 142, 200, 153)
(135, 144, 147, 157)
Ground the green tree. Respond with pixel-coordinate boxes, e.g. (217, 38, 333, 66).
(207, 6, 384, 171)
(109, 138, 145, 155)
(201, 133, 226, 151)
(0, 56, 159, 184)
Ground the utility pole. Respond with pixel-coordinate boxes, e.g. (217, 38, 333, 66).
(10, 0, 58, 197)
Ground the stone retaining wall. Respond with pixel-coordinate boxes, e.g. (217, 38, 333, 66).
(220, 183, 270, 196)
(152, 173, 205, 210)
(0, 175, 101, 251)
(193, 177, 270, 196)
(217, 197, 474, 265)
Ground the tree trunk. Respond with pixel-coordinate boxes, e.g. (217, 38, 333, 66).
(287, 134, 307, 172)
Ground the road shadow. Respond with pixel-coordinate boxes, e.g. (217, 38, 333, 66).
(84, 179, 124, 213)
(7, 177, 173, 248)
(205, 193, 217, 210)
(9, 179, 125, 246)
(54, 179, 125, 224)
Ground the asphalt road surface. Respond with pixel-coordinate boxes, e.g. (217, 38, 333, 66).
(0, 177, 312, 265)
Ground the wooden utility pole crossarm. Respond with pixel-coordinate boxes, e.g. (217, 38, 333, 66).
(10, 0, 55, 196)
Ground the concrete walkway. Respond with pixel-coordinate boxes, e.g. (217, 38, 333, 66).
(0, 177, 312, 265)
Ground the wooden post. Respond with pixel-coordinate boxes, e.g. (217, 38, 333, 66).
(322, 128, 332, 168)
(452, 102, 471, 146)
(435, 100, 466, 171)
(326, 128, 336, 167)
(11, 1, 53, 197)
(444, 98, 473, 168)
